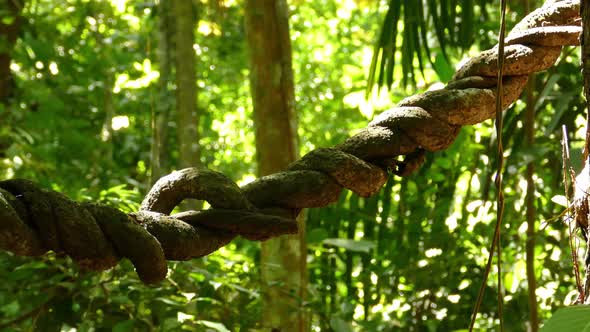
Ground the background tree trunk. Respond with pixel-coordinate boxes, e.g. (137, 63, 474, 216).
(0, 0, 23, 105)
(245, 1, 307, 330)
(151, 0, 175, 184)
(173, 0, 200, 170)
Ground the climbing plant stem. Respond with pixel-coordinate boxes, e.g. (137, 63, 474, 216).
(469, 0, 507, 330)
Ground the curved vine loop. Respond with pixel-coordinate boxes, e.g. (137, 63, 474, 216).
(0, 0, 582, 283)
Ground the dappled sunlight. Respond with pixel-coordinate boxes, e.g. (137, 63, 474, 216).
(113, 59, 159, 92)
(111, 115, 129, 131)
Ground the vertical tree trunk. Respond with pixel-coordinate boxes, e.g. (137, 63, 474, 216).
(173, 0, 200, 170)
(245, 1, 307, 331)
(0, 0, 23, 105)
(151, 0, 175, 184)
(523, 1, 538, 329)
(524, 72, 539, 332)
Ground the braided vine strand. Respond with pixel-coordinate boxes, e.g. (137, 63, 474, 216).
(244, 0, 581, 209)
(0, 0, 582, 283)
(0, 169, 298, 283)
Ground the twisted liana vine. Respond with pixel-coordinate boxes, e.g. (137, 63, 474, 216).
(0, 0, 583, 283)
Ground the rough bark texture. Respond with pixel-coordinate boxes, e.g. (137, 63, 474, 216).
(173, 0, 200, 170)
(245, 0, 307, 330)
(151, 0, 175, 183)
(0, 0, 585, 288)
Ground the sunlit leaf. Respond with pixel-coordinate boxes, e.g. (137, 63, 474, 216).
(196, 320, 231, 332)
(540, 305, 590, 332)
(551, 195, 568, 207)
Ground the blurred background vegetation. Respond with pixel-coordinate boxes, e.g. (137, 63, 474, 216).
(0, 0, 586, 331)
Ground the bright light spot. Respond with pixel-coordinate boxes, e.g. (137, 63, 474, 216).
(466, 200, 482, 213)
(389, 299, 402, 311)
(111, 0, 127, 13)
(448, 294, 461, 303)
(49, 62, 59, 75)
(371, 303, 383, 314)
(445, 215, 458, 231)
(518, 222, 527, 234)
(313, 49, 325, 62)
(343, 91, 381, 120)
(122, 14, 140, 29)
(370, 272, 378, 284)
(177, 312, 194, 323)
(353, 304, 364, 320)
(101, 128, 111, 142)
(182, 292, 196, 301)
(194, 44, 202, 56)
(336, 0, 355, 19)
(114, 73, 129, 93)
(428, 82, 445, 91)
(518, 179, 528, 193)
(418, 259, 428, 267)
(551, 195, 568, 207)
(198, 21, 220, 36)
(550, 247, 561, 261)
(425, 248, 442, 258)
(113, 60, 159, 92)
(536, 282, 557, 301)
(564, 289, 580, 305)
(86, 16, 97, 26)
(327, 19, 338, 30)
(35, 61, 44, 69)
(111, 115, 129, 130)
(434, 308, 448, 320)
(10, 62, 20, 71)
(12, 156, 23, 167)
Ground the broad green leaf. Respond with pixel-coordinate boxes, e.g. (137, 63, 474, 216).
(541, 305, 590, 332)
(196, 320, 230, 332)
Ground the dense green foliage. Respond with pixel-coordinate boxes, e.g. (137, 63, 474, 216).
(0, 0, 587, 330)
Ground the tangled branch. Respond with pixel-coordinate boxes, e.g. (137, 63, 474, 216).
(0, 0, 582, 283)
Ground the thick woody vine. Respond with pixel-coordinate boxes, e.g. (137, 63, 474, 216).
(0, 0, 583, 284)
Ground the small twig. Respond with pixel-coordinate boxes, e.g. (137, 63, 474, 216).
(562, 126, 584, 301)
(469, 0, 507, 330)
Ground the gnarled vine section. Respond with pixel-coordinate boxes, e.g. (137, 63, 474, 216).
(0, 0, 582, 283)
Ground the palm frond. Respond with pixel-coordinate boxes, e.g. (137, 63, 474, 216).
(367, 0, 489, 95)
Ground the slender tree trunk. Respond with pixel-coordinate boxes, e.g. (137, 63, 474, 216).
(151, 0, 175, 184)
(245, 1, 307, 330)
(582, 0, 590, 159)
(523, 1, 538, 329)
(0, 0, 23, 105)
(173, 0, 200, 170)
(524, 73, 539, 332)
